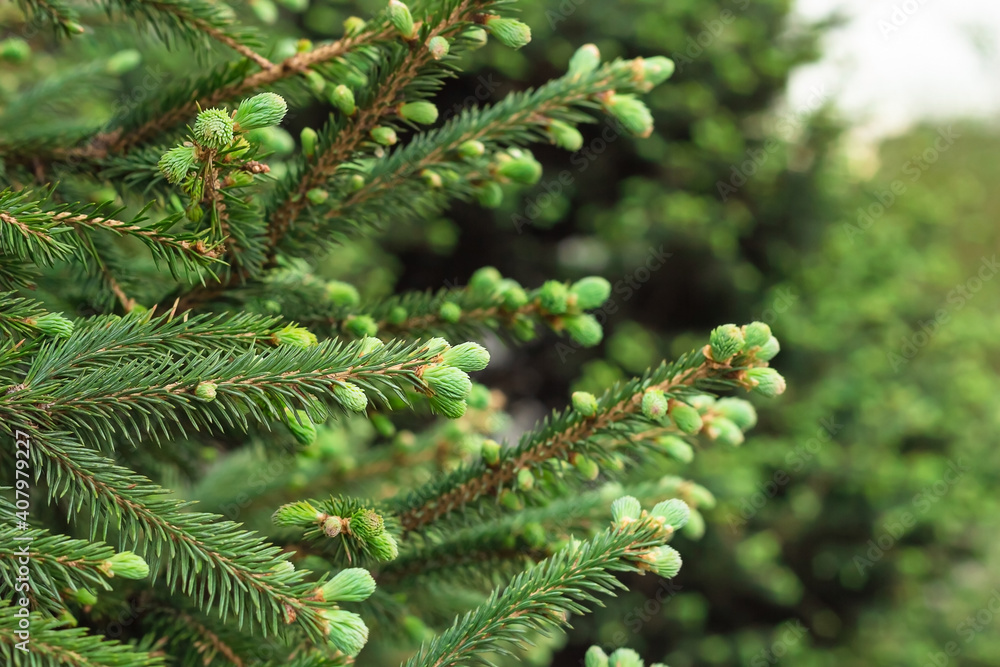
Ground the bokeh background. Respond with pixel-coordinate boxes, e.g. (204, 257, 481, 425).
(5, 0, 999, 664)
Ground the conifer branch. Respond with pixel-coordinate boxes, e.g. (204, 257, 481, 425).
(5, 335, 471, 451)
(0, 600, 165, 667)
(98, 0, 269, 66)
(23, 433, 334, 641)
(266, 0, 484, 248)
(394, 328, 783, 532)
(402, 512, 677, 667)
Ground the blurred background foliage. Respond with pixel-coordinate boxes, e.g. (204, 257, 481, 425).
(4, 0, 999, 664)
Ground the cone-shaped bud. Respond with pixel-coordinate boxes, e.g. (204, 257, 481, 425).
(569, 44, 601, 77)
(485, 17, 531, 49)
(570, 276, 611, 310)
(463, 26, 488, 48)
(442, 342, 490, 372)
(306, 187, 329, 204)
(745, 367, 786, 397)
(658, 435, 693, 463)
(476, 181, 503, 208)
(516, 467, 535, 491)
(611, 496, 642, 523)
(321, 609, 369, 657)
(685, 483, 716, 509)
(742, 321, 772, 349)
(424, 337, 451, 355)
(467, 383, 491, 410)
(229, 171, 254, 188)
(0, 38, 31, 64)
(500, 280, 528, 308)
(682, 507, 705, 539)
(647, 545, 682, 578)
(438, 301, 462, 323)
(330, 84, 356, 115)
(706, 416, 744, 446)
(500, 489, 522, 510)
(370, 126, 397, 145)
(318, 568, 376, 602)
(322, 515, 343, 537)
(497, 156, 542, 184)
(30, 312, 74, 339)
(609, 648, 644, 667)
(565, 314, 603, 347)
(756, 336, 781, 361)
(523, 522, 546, 548)
(538, 280, 569, 314)
(158, 145, 199, 184)
(714, 397, 757, 430)
(668, 402, 703, 434)
(334, 382, 369, 412)
(585, 646, 610, 667)
(481, 438, 501, 465)
(641, 389, 669, 421)
(547, 119, 584, 151)
(651, 498, 690, 531)
(357, 336, 384, 357)
(572, 391, 599, 417)
(194, 381, 217, 402)
(469, 266, 502, 293)
(458, 139, 486, 158)
(369, 531, 399, 561)
(304, 70, 325, 95)
(428, 35, 450, 59)
(74, 589, 98, 606)
(685, 394, 714, 414)
(285, 408, 317, 445)
(273, 324, 318, 348)
(574, 454, 600, 481)
(325, 280, 360, 307)
(349, 509, 384, 540)
(429, 394, 467, 419)
(512, 314, 536, 341)
(641, 56, 676, 86)
(234, 92, 287, 131)
(194, 108, 235, 149)
(399, 100, 439, 125)
(387, 0, 415, 39)
(343, 16, 365, 35)
(425, 365, 472, 400)
(345, 314, 378, 338)
(604, 94, 654, 138)
(421, 169, 442, 188)
(103, 552, 149, 580)
(709, 323, 745, 362)
(272, 501, 322, 527)
(388, 306, 408, 325)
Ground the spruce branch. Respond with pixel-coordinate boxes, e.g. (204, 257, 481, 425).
(96, 0, 269, 66)
(401, 508, 679, 667)
(21, 433, 352, 645)
(394, 326, 783, 532)
(320, 52, 668, 238)
(0, 600, 165, 667)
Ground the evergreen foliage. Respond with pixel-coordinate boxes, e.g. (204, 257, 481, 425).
(0, 1, 790, 665)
